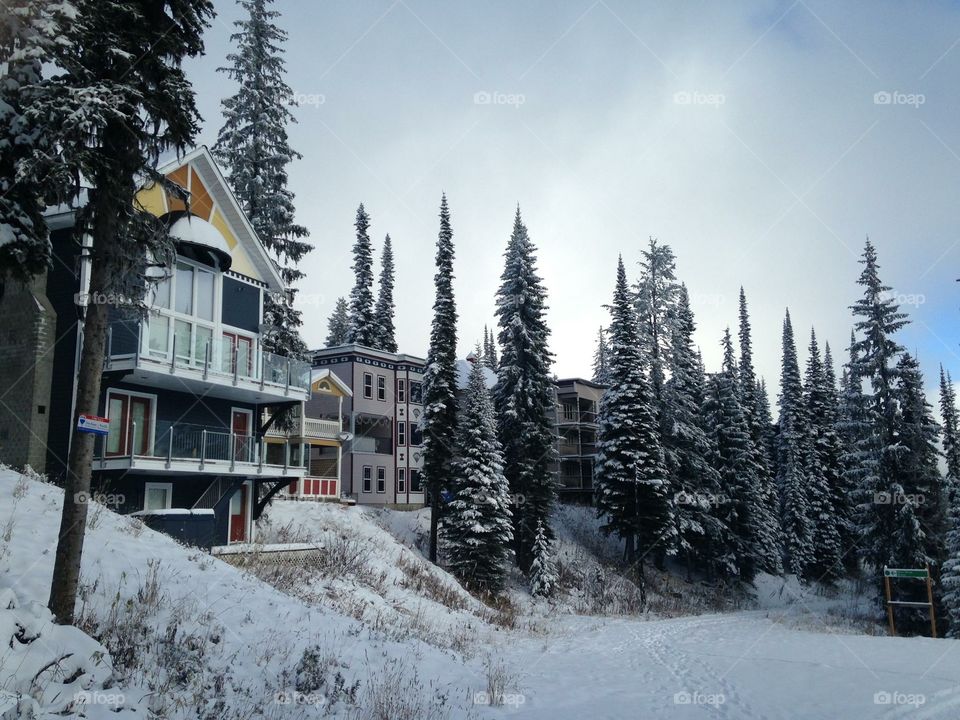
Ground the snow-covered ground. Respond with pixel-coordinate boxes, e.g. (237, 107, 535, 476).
(3, 467, 960, 719)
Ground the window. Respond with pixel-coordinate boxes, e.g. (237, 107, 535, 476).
(397, 379, 406, 402)
(149, 260, 218, 366)
(175, 263, 194, 315)
(397, 468, 406, 494)
(377, 375, 386, 401)
(363, 373, 373, 399)
(362, 466, 372, 493)
(410, 425, 423, 447)
(143, 482, 172, 511)
(196, 268, 214, 321)
(409, 469, 423, 493)
(106, 391, 154, 456)
(410, 381, 423, 404)
(148, 314, 169, 355)
(221, 332, 253, 377)
(376, 467, 386, 493)
(397, 421, 406, 447)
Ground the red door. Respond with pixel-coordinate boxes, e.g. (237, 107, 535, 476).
(223, 333, 253, 377)
(232, 410, 251, 462)
(229, 484, 247, 542)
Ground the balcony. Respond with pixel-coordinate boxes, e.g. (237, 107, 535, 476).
(104, 318, 311, 404)
(92, 421, 306, 478)
(351, 436, 393, 455)
(556, 407, 599, 426)
(265, 414, 343, 441)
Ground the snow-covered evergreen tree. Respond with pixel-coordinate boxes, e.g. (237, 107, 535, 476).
(421, 194, 458, 563)
(802, 329, 843, 582)
(595, 257, 673, 572)
(849, 240, 916, 575)
(5, 0, 215, 624)
(895, 353, 944, 568)
(443, 354, 513, 592)
(837, 333, 871, 575)
(592, 326, 610, 385)
(373, 234, 397, 352)
(0, 0, 76, 278)
(940, 367, 960, 490)
(325, 297, 350, 347)
(940, 365, 960, 636)
(494, 207, 556, 571)
(777, 310, 814, 579)
(663, 287, 724, 575)
(633, 238, 680, 426)
(214, 0, 311, 359)
(482, 325, 498, 369)
(530, 519, 558, 598)
(737, 288, 784, 575)
(703, 330, 766, 583)
(345, 204, 378, 347)
(821, 341, 857, 575)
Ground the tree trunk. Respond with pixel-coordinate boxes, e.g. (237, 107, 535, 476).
(48, 187, 120, 625)
(428, 482, 440, 563)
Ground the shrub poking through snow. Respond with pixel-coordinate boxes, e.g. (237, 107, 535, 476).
(530, 519, 558, 598)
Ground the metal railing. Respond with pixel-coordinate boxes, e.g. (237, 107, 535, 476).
(304, 418, 341, 437)
(105, 319, 311, 393)
(558, 407, 599, 424)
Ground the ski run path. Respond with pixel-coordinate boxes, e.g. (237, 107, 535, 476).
(494, 611, 960, 719)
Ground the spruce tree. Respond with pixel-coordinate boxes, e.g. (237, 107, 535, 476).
(3, 0, 215, 623)
(738, 289, 784, 575)
(494, 207, 556, 571)
(325, 297, 350, 347)
(803, 329, 843, 581)
(592, 326, 610, 385)
(421, 195, 458, 563)
(373, 234, 397, 352)
(895, 354, 944, 568)
(482, 325, 498, 368)
(345, 204, 378, 347)
(214, 0, 311, 359)
(777, 310, 814, 579)
(940, 367, 960, 490)
(443, 354, 513, 592)
(837, 333, 871, 575)
(594, 257, 673, 578)
(849, 240, 914, 575)
(821, 341, 857, 575)
(703, 330, 766, 583)
(530, 519, 558, 597)
(663, 287, 724, 575)
(940, 367, 960, 636)
(634, 238, 680, 426)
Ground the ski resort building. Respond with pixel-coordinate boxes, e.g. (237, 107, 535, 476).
(550, 377, 605, 502)
(0, 147, 311, 547)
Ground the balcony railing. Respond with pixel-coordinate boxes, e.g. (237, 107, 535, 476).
(96, 421, 306, 471)
(351, 436, 393, 455)
(557, 408, 599, 424)
(105, 318, 311, 394)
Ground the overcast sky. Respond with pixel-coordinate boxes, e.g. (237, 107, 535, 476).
(187, 0, 960, 398)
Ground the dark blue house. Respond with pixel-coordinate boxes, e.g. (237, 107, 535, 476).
(0, 148, 310, 547)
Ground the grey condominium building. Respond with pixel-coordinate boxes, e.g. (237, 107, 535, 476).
(550, 377, 605, 502)
(310, 344, 426, 508)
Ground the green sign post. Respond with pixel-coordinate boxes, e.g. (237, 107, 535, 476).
(882, 565, 937, 638)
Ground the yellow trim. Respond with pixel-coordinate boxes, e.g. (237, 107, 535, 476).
(135, 183, 168, 218)
(210, 208, 238, 249)
(308, 439, 340, 448)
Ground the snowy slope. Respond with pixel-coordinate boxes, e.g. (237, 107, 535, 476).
(4, 468, 960, 719)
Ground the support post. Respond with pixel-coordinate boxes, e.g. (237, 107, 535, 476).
(166, 427, 173, 469)
(200, 429, 207, 470)
(884, 571, 896, 637)
(927, 565, 938, 639)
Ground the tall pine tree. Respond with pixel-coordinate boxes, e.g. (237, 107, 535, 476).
(940, 367, 960, 636)
(940, 367, 960, 490)
(345, 204, 378, 346)
(663, 286, 724, 576)
(777, 310, 814, 579)
(494, 208, 557, 571)
(421, 195, 458, 563)
(443, 353, 513, 592)
(803, 329, 843, 581)
(325, 297, 349, 347)
(214, 0, 311, 358)
(373, 234, 397, 352)
(738, 288, 784, 575)
(595, 257, 673, 579)
(592, 326, 610, 385)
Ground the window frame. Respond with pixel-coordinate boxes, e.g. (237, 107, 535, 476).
(376, 466, 386, 493)
(377, 375, 386, 401)
(143, 481, 173, 511)
(362, 465, 372, 493)
(397, 468, 406, 494)
(397, 421, 406, 447)
(105, 389, 157, 457)
(363, 373, 373, 399)
(409, 380, 423, 404)
(397, 379, 406, 402)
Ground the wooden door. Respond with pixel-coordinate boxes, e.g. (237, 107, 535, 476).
(232, 410, 251, 462)
(229, 484, 247, 542)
